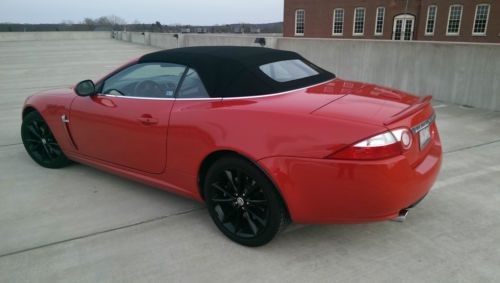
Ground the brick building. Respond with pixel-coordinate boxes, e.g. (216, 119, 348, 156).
(284, 0, 500, 43)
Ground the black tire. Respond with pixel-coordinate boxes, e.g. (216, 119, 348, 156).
(204, 156, 289, 247)
(21, 111, 71, 169)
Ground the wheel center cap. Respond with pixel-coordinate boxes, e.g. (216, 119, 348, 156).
(236, 197, 245, 207)
(41, 138, 47, 145)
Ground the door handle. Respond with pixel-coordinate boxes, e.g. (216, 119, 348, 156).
(137, 114, 158, 125)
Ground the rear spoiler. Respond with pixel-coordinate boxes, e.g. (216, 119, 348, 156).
(383, 95, 433, 126)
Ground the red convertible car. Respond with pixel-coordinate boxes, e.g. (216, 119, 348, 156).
(21, 46, 442, 246)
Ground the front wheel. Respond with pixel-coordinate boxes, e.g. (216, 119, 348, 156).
(21, 111, 71, 168)
(204, 156, 289, 247)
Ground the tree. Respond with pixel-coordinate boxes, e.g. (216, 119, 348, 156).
(82, 15, 126, 31)
(109, 15, 126, 26)
(148, 21, 163, 32)
(83, 18, 95, 30)
(95, 16, 112, 26)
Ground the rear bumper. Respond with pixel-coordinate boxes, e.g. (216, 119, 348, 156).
(258, 140, 442, 224)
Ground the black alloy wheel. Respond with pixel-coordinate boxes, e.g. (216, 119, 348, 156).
(204, 156, 289, 246)
(21, 111, 71, 168)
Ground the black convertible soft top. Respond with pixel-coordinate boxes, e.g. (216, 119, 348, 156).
(139, 46, 335, 98)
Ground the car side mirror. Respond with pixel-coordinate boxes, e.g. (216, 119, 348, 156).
(75, 80, 96, 96)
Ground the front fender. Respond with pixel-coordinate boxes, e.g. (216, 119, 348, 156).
(22, 89, 77, 153)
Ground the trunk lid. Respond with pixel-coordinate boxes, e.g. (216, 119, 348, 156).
(311, 81, 422, 126)
(310, 79, 438, 166)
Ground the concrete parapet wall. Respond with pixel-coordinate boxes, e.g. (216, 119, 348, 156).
(183, 34, 273, 48)
(149, 33, 178, 49)
(0, 31, 110, 42)
(2, 31, 497, 111)
(129, 32, 146, 45)
(114, 32, 279, 49)
(114, 32, 499, 111)
(277, 38, 500, 111)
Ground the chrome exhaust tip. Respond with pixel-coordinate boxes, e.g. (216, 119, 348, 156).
(391, 209, 409, 223)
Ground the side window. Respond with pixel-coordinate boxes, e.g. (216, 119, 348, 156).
(177, 69, 210, 98)
(102, 63, 186, 98)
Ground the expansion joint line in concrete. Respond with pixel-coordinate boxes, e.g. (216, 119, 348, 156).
(1, 138, 500, 258)
(443, 139, 500, 154)
(0, 207, 204, 259)
(0, 143, 22, 148)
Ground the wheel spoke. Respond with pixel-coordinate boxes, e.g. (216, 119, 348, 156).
(211, 198, 234, 203)
(247, 199, 268, 204)
(247, 199, 267, 206)
(234, 213, 244, 235)
(29, 143, 43, 151)
(27, 125, 42, 139)
(33, 121, 44, 135)
(236, 171, 246, 189)
(244, 179, 259, 197)
(42, 144, 53, 159)
(47, 145, 62, 156)
(212, 182, 233, 197)
(25, 138, 42, 144)
(244, 212, 258, 235)
(224, 170, 240, 195)
(247, 208, 266, 226)
(37, 121, 48, 136)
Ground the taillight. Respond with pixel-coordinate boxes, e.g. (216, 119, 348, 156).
(391, 128, 413, 150)
(328, 128, 412, 160)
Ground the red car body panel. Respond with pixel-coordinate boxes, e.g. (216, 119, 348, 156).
(23, 64, 442, 223)
(69, 96, 173, 174)
(258, 113, 442, 223)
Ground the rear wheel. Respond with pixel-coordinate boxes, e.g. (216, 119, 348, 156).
(21, 111, 71, 168)
(204, 156, 289, 246)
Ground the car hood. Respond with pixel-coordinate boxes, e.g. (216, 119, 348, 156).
(309, 79, 421, 125)
(35, 87, 74, 95)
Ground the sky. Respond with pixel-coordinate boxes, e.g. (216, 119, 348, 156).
(0, 0, 284, 25)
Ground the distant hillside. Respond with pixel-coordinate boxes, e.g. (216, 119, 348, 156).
(0, 21, 283, 34)
(232, 22, 283, 33)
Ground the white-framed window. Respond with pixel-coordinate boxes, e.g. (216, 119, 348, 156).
(446, 5, 463, 35)
(374, 7, 385, 35)
(353, 7, 365, 36)
(332, 8, 344, 36)
(473, 4, 490, 35)
(295, 9, 305, 36)
(425, 5, 438, 35)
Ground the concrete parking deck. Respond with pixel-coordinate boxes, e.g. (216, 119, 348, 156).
(1, 39, 499, 282)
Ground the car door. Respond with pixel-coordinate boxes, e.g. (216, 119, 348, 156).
(166, 68, 223, 174)
(69, 62, 187, 174)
